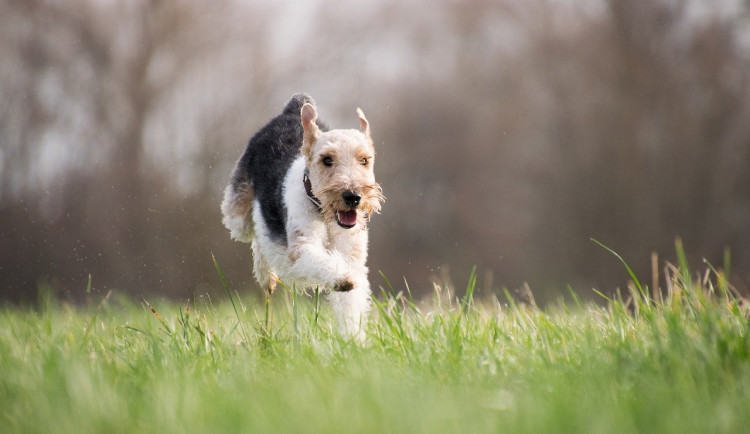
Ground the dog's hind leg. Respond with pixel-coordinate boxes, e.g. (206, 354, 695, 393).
(252, 238, 278, 330)
(221, 175, 255, 243)
(221, 180, 254, 242)
(251, 239, 278, 294)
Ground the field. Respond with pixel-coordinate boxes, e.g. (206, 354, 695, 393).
(1, 249, 749, 433)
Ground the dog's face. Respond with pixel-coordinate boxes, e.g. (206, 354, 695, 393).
(301, 103, 383, 229)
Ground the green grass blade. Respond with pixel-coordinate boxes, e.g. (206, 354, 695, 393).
(461, 266, 477, 313)
(591, 238, 648, 304)
(211, 252, 250, 343)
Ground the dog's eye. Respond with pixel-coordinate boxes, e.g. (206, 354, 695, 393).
(322, 156, 333, 167)
(360, 158, 369, 166)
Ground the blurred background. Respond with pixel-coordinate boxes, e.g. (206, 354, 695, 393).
(1, 0, 749, 305)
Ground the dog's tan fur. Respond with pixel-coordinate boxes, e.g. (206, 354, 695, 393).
(222, 96, 384, 339)
(301, 104, 383, 230)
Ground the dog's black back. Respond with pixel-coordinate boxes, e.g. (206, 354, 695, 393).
(232, 94, 328, 243)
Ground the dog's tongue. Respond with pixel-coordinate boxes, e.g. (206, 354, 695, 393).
(337, 210, 357, 227)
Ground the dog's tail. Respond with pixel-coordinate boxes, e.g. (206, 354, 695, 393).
(283, 93, 316, 116)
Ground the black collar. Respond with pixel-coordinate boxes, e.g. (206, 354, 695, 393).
(303, 169, 322, 212)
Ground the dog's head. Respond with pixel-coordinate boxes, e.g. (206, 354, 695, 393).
(301, 103, 383, 229)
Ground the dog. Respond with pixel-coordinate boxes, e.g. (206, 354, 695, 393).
(221, 94, 383, 339)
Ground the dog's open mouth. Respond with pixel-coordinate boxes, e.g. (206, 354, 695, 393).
(335, 210, 357, 229)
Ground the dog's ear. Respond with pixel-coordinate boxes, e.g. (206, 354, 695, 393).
(301, 103, 319, 158)
(356, 108, 370, 140)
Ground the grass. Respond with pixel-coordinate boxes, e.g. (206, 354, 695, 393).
(1, 245, 749, 433)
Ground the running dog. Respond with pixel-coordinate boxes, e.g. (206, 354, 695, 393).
(221, 94, 383, 339)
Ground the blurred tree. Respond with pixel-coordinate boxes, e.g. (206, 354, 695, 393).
(0, 0, 277, 301)
(0, 0, 748, 304)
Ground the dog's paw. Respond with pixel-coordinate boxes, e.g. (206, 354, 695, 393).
(333, 280, 354, 292)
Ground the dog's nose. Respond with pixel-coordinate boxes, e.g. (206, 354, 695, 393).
(342, 191, 360, 207)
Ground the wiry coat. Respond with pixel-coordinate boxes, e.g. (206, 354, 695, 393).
(221, 94, 382, 339)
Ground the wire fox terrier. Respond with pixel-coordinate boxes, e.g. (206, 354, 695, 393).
(221, 94, 383, 338)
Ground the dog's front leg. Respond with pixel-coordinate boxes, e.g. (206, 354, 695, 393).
(326, 229, 371, 340)
(287, 235, 356, 290)
(288, 232, 371, 340)
(328, 282, 370, 341)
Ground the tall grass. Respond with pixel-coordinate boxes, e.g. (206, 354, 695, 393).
(0, 245, 748, 433)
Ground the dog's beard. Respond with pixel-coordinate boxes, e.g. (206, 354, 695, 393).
(318, 183, 384, 229)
